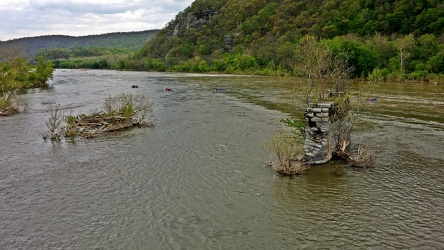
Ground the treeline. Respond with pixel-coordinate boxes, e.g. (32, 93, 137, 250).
(133, 0, 444, 81)
(0, 30, 159, 58)
(35, 47, 132, 60)
(36, 47, 134, 70)
(31, 30, 161, 70)
(132, 33, 444, 82)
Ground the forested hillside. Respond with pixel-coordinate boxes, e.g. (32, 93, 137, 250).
(0, 30, 159, 58)
(135, 0, 444, 81)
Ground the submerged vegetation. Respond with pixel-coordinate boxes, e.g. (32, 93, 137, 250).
(43, 94, 155, 141)
(43, 103, 64, 141)
(267, 124, 308, 175)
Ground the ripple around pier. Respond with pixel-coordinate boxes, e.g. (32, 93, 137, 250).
(1, 69, 443, 249)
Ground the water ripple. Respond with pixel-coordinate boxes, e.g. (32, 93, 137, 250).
(1, 70, 443, 249)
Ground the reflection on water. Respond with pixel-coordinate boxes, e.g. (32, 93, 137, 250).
(0, 69, 443, 249)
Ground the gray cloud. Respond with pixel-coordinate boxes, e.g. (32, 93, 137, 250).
(0, 0, 193, 40)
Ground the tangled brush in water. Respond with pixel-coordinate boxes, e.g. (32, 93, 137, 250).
(273, 161, 310, 175)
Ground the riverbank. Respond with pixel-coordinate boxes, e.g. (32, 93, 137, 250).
(54, 66, 444, 85)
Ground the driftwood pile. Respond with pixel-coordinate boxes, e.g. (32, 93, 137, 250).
(351, 145, 376, 168)
(0, 108, 19, 116)
(65, 111, 150, 138)
(41, 94, 155, 141)
(335, 140, 375, 168)
(272, 161, 310, 175)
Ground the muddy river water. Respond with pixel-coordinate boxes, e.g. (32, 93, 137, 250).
(1, 69, 443, 249)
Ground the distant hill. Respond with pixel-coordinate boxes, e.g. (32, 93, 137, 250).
(0, 30, 159, 58)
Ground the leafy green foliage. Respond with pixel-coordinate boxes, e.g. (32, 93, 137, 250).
(103, 94, 154, 122)
(325, 37, 379, 77)
(0, 50, 53, 113)
(267, 128, 308, 175)
(135, 0, 443, 81)
(65, 115, 76, 126)
(36, 46, 136, 70)
(28, 56, 54, 87)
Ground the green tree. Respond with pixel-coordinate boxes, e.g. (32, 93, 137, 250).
(97, 58, 109, 69)
(0, 59, 27, 106)
(28, 56, 54, 87)
(292, 35, 352, 105)
(326, 37, 379, 77)
(0, 48, 30, 113)
(393, 34, 415, 74)
(427, 51, 444, 74)
(135, 0, 443, 79)
(198, 59, 210, 72)
(412, 34, 438, 62)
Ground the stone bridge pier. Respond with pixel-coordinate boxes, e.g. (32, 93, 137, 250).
(303, 102, 351, 164)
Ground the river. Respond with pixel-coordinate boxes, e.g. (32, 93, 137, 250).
(1, 69, 443, 249)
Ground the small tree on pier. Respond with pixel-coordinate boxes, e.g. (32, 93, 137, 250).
(291, 35, 352, 106)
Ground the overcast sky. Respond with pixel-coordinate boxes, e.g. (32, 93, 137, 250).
(0, 0, 194, 41)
